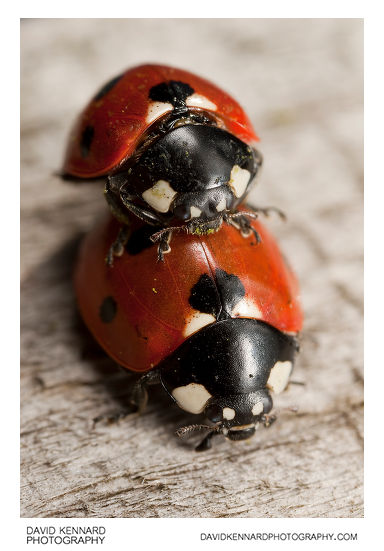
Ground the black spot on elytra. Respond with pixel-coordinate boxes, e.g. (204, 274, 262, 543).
(215, 269, 245, 319)
(149, 80, 194, 108)
(188, 269, 245, 321)
(189, 274, 221, 319)
(93, 73, 124, 101)
(99, 296, 117, 323)
(125, 226, 156, 255)
(80, 125, 94, 158)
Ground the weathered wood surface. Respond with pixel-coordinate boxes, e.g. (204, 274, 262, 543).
(21, 19, 363, 518)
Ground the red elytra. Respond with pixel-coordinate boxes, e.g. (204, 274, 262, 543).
(74, 212, 303, 373)
(63, 64, 259, 179)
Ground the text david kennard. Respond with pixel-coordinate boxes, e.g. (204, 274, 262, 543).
(26, 526, 106, 545)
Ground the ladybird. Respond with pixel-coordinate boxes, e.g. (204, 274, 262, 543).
(75, 212, 303, 450)
(63, 64, 268, 261)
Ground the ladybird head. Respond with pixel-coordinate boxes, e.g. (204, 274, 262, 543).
(203, 389, 273, 441)
(160, 317, 298, 447)
(110, 123, 262, 228)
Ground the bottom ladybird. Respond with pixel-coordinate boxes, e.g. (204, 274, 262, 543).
(74, 212, 303, 450)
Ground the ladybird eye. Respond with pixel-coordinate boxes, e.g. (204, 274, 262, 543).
(205, 403, 223, 423)
(173, 204, 191, 221)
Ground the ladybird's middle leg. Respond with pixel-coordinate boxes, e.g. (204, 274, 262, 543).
(93, 370, 161, 425)
(128, 370, 161, 413)
(248, 205, 286, 221)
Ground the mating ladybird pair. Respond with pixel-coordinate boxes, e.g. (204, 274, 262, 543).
(64, 64, 303, 450)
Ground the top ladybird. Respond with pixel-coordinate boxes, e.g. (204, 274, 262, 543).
(63, 64, 264, 258)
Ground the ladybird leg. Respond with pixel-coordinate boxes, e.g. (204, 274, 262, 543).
(252, 146, 264, 169)
(289, 380, 305, 386)
(226, 213, 261, 242)
(156, 230, 172, 262)
(104, 181, 132, 226)
(122, 200, 167, 227)
(128, 369, 161, 413)
(195, 430, 218, 452)
(119, 186, 169, 227)
(151, 225, 188, 261)
(261, 413, 277, 428)
(106, 179, 166, 227)
(93, 408, 135, 425)
(238, 215, 261, 242)
(247, 205, 286, 221)
(93, 370, 160, 425)
(105, 225, 130, 266)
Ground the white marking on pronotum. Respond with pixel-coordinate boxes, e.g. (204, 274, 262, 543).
(216, 197, 227, 212)
(232, 297, 263, 319)
(190, 206, 202, 218)
(172, 383, 212, 414)
(266, 361, 293, 394)
(142, 180, 177, 213)
(252, 401, 263, 416)
(228, 165, 251, 198)
(146, 101, 173, 124)
(222, 407, 236, 420)
(183, 311, 216, 337)
(186, 93, 217, 111)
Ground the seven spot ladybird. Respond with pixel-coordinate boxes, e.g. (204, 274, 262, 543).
(63, 64, 269, 262)
(74, 211, 303, 450)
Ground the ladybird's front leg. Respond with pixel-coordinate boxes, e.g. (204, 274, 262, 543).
(157, 231, 172, 262)
(195, 430, 219, 452)
(106, 177, 168, 228)
(238, 214, 261, 241)
(226, 213, 261, 242)
(106, 225, 130, 266)
(261, 412, 277, 428)
(104, 179, 133, 226)
(149, 228, 173, 262)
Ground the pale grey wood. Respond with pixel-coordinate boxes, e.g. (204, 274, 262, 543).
(21, 18, 363, 518)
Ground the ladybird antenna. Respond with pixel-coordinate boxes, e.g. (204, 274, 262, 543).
(175, 423, 220, 439)
(283, 405, 299, 413)
(232, 207, 286, 221)
(272, 405, 299, 415)
(150, 226, 185, 243)
(229, 210, 258, 221)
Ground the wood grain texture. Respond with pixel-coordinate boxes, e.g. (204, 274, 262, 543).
(21, 18, 363, 518)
